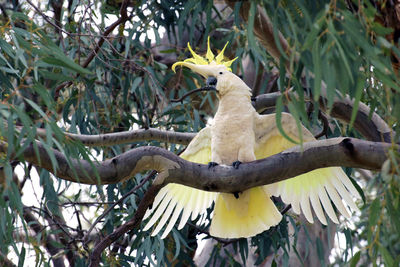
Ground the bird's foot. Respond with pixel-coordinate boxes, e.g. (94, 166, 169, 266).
(232, 161, 242, 169)
(208, 162, 219, 169)
(233, 192, 240, 199)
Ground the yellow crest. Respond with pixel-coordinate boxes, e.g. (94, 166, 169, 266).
(172, 37, 237, 72)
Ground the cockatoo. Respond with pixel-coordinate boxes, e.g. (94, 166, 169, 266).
(143, 38, 360, 239)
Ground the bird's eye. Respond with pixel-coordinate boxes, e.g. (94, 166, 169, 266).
(219, 72, 223, 75)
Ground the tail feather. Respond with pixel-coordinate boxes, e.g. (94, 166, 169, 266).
(210, 187, 282, 238)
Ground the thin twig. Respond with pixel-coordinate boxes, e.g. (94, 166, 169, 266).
(89, 184, 164, 267)
(171, 86, 217, 103)
(280, 204, 292, 215)
(53, 0, 133, 100)
(315, 111, 330, 139)
(83, 171, 156, 247)
(187, 222, 237, 246)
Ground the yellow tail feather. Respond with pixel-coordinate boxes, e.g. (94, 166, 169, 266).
(210, 187, 282, 238)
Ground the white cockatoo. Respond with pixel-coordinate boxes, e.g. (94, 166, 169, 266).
(143, 38, 360, 239)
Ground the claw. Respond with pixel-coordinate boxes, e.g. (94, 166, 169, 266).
(208, 162, 219, 169)
(232, 161, 242, 169)
(233, 192, 240, 199)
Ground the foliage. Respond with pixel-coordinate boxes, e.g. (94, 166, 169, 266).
(0, 0, 399, 266)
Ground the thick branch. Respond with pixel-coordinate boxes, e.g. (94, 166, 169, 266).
(319, 87, 392, 142)
(1, 138, 395, 190)
(252, 91, 392, 143)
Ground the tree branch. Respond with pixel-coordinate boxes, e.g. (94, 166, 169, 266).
(35, 127, 196, 146)
(86, 137, 395, 265)
(89, 184, 163, 267)
(319, 87, 392, 142)
(1, 138, 395, 191)
(252, 91, 392, 143)
(26, 87, 389, 148)
(54, 0, 133, 99)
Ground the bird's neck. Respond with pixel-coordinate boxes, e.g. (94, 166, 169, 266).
(216, 93, 253, 114)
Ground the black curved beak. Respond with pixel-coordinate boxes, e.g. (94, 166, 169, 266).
(206, 76, 217, 88)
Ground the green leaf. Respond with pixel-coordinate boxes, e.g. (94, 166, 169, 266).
(369, 198, 381, 228)
(316, 238, 325, 266)
(349, 176, 366, 204)
(379, 245, 394, 267)
(247, 2, 261, 59)
(328, 22, 354, 84)
(349, 251, 361, 267)
(303, 19, 324, 51)
(33, 83, 54, 109)
(24, 98, 48, 120)
(275, 96, 299, 145)
(38, 70, 73, 81)
(312, 38, 322, 101)
(42, 56, 92, 75)
(349, 76, 364, 128)
(17, 244, 26, 267)
(0, 39, 16, 57)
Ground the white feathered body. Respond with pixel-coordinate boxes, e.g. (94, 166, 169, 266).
(143, 63, 360, 239)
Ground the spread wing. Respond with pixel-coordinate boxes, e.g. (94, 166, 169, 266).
(143, 127, 217, 238)
(255, 112, 360, 224)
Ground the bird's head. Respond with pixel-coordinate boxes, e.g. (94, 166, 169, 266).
(172, 38, 251, 98)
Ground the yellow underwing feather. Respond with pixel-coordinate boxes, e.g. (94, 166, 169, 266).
(142, 128, 217, 238)
(151, 199, 177, 236)
(318, 186, 339, 223)
(255, 113, 360, 225)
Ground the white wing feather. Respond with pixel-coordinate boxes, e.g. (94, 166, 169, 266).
(256, 113, 360, 225)
(143, 127, 217, 238)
